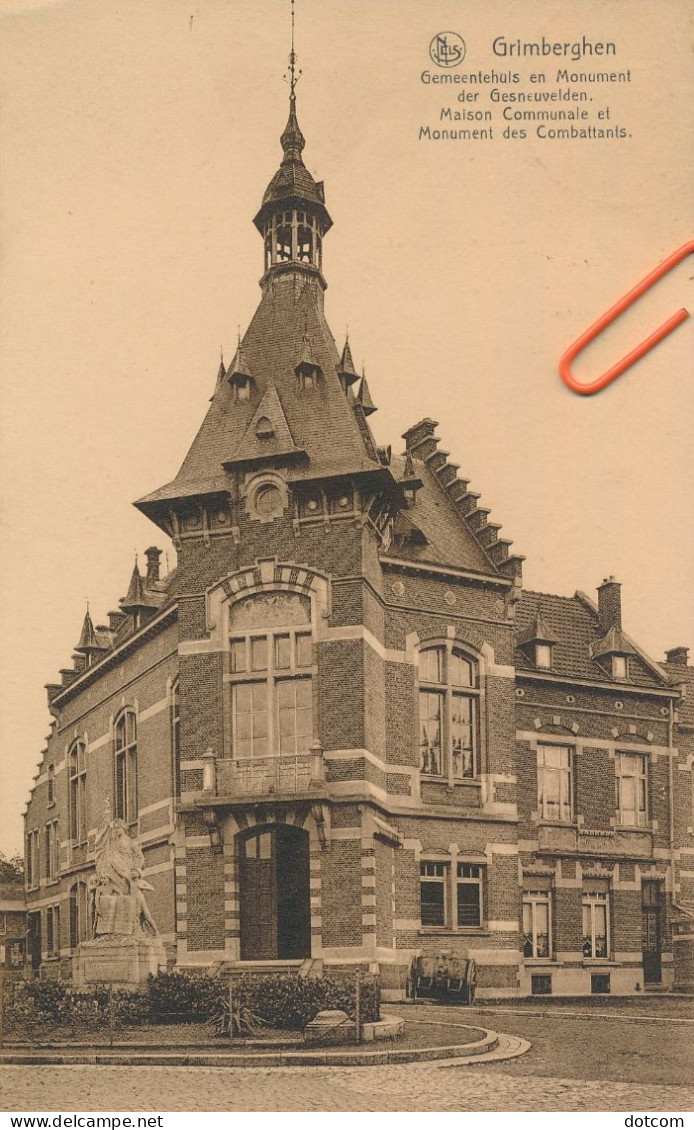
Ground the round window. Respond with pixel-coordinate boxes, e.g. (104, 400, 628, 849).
(254, 483, 283, 517)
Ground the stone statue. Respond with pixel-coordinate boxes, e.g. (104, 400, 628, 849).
(90, 800, 159, 938)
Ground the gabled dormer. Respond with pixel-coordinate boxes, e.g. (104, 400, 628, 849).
(227, 339, 255, 403)
(517, 610, 559, 670)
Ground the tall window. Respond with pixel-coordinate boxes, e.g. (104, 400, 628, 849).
(420, 862, 446, 926)
(456, 864, 483, 927)
(615, 751, 648, 827)
(230, 629, 313, 759)
(44, 820, 59, 881)
(418, 644, 479, 779)
(69, 881, 89, 948)
(45, 904, 60, 957)
(47, 764, 55, 806)
(523, 890, 552, 958)
(582, 890, 610, 958)
(537, 744, 573, 821)
(26, 829, 40, 890)
(114, 711, 138, 823)
(68, 741, 87, 843)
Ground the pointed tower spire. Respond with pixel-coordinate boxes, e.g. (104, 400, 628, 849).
(121, 560, 147, 615)
(253, 0, 331, 281)
(75, 605, 109, 666)
(356, 371, 377, 416)
(338, 335, 360, 387)
(281, 0, 305, 163)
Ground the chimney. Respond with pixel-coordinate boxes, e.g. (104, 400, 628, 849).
(665, 645, 689, 666)
(597, 576, 622, 632)
(145, 546, 162, 586)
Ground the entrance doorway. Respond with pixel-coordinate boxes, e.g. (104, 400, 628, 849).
(239, 825, 311, 961)
(642, 879, 663, 984)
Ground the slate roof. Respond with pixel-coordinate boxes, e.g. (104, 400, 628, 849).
(136, 276, 382, 514)
(388, 454, 498, 575)
(515, 589, 669, 688)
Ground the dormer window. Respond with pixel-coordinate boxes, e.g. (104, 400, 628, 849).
(255, 416, 275, 440)
(232, 378, 252, 403)
(536, 643, 553, 669)
(299, 370, 316, 391)
(612, 655, 628, 680)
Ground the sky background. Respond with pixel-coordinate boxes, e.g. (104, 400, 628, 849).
(1, 0, 692, 856)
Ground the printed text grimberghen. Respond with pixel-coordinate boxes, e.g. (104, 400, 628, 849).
(420, 34, 632, 143)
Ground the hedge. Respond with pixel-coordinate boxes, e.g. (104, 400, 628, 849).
(9, 970, 380, 1032)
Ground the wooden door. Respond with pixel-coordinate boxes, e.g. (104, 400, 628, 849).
(238, 825, 311, 961)
(239, 830, 276, 960)
(276, 825, 311, 959)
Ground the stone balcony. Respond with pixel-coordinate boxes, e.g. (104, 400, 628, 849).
(199, 746, 328, 803)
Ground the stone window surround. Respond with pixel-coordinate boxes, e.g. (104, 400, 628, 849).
(205, 561, 329, 764)
(67, 738, 88, 847)
(407, 628, 492, 799)
(418, 847, 488, 935)
(114, 708, 139, 827)
(523, 726, 661, 834)
(417, 640, 481, 784)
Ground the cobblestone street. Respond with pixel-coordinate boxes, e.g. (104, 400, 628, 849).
(1, 1008, 693, 1112)
(2, 1062, 693, 1113)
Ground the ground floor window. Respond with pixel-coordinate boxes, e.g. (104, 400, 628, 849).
(523, 890, 552, 958)
(456, 864, 483, 927)
(420, 862, 447, 926)
(45, 904, 60, 957)
(582, 890, 610, 958)
(69, 881, 89, 948)
(531, 974, 552, 995)
(420, 861, 485, 929)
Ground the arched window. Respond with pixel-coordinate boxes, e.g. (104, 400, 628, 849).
(69, 881, 89, 948)
(114, 711, 138, 823)
(418, 644, 480, 780)
(229, 593, 314, 762)
(68, 741, 87, 843)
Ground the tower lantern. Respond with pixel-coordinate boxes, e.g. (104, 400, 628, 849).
(253, 10, 331, 287)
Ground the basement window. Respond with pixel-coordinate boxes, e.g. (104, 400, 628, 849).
(531, 974, 552, 996)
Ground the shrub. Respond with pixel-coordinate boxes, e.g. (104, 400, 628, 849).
(145, 971, 221, 1020)
(228, 973, 381, 1030)
(22, 980, 69, 1022)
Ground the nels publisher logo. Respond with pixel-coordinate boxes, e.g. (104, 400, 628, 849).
(429, 32, 466, 68)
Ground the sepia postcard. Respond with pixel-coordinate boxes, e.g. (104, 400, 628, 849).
(0, 0, 692, 1119)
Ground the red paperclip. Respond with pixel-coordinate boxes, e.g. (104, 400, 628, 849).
(559, 240, 694, 395)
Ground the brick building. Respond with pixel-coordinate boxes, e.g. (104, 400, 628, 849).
(23, 79, 694, 998)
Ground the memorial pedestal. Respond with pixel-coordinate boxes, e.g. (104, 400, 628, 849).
(74, 934, 166, 985)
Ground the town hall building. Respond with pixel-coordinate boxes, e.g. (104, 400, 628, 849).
(22, 66, 694, 999)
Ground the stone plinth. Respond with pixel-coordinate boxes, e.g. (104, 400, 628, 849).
(74, 935, 166, 985)
(303, 1009, 356, 1046)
